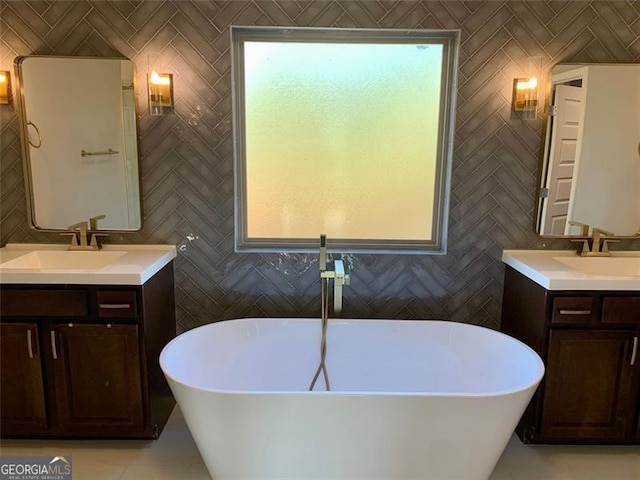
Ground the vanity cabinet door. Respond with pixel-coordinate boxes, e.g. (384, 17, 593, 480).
(50, 323, 144, 436)
(0, 323, 47, 435)
(541, 330, 638, 441)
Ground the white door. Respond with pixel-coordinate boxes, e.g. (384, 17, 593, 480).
(540, 84, 585, 235)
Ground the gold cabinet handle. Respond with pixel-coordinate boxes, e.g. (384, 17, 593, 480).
(50, 330, 58, 360)
(27, 329, 34, 359)
(631, 337, 638, 366)
(559, 309, 591, 315)
(99, 303, 131, 309)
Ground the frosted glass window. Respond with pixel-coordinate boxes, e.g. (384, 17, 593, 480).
(232, 27, 459, 253)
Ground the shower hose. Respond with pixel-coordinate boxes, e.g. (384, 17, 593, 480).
(309, 276, 331, 391)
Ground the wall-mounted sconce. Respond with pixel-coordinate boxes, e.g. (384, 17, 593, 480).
(0, 71, 11, 105)
(148, 70, 173, 115)
(512, 77, 538, 113)
(512, 56, 542, 120)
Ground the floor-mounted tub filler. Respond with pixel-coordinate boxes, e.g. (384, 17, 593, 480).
(160, 318, 544, 480)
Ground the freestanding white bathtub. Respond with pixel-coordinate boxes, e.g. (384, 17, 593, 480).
(160, 318, 544, 480)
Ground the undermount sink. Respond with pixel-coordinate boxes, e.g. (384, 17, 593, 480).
(0, 250, 127, 270)
(553, 256, 640, 277)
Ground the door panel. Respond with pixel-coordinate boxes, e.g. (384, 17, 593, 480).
(541, 330, 637, 440)
(51, 323, 144, 436)
(542, 84, 585, 234)
(0, 323, 47, 434)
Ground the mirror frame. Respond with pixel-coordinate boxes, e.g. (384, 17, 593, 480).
(13, 55, 144, 233)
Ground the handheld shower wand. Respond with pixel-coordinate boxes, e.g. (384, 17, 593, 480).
(319, 234, 327, 272)
(310, 234, 330, 391)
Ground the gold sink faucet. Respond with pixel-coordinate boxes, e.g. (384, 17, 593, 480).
(62, 217, 107, 250)
(63, 221, 91, 250)
(571, 222, 640, 256)
(572, 226, 618, 257)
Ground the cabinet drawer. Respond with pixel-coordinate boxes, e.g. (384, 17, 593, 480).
(0, 290, 87, 317)
(97, 291, 138, 318)
(602, 297, 640, 325)
(551, 297, 596, 325)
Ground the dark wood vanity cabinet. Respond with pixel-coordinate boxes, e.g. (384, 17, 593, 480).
(501, 266, 640, 444)
(0, 263, 176, 439)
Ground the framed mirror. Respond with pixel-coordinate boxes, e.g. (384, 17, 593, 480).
(15, 56, 142, 231)
(536, 63, 640, 237)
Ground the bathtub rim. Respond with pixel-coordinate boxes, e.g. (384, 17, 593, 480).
(160, 317, 545, 398)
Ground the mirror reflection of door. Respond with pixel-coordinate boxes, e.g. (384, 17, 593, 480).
(570, 66, 640, 235)
(536, 64, 640, 237)
(541, 84, 585, 235)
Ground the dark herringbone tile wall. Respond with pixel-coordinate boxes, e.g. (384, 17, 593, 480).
(1, 1, 639, 331)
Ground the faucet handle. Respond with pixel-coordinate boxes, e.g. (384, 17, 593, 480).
(570, 239, 591, 255)
(601, 238, 620, 253)
(89, 232, 109, 248)
(60, 232, 79, 246)
(89, 214, 106, 230)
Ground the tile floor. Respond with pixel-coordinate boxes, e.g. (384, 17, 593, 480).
(1, 407, 638, 480)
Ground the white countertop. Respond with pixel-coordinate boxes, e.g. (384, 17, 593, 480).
(502, 249, 640, 291)
(0, 243, 177, 285)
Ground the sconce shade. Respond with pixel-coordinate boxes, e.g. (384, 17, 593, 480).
(512, 77, 538, 112)
(148, 71, 173, 115)
(0, 71, 10, 105)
